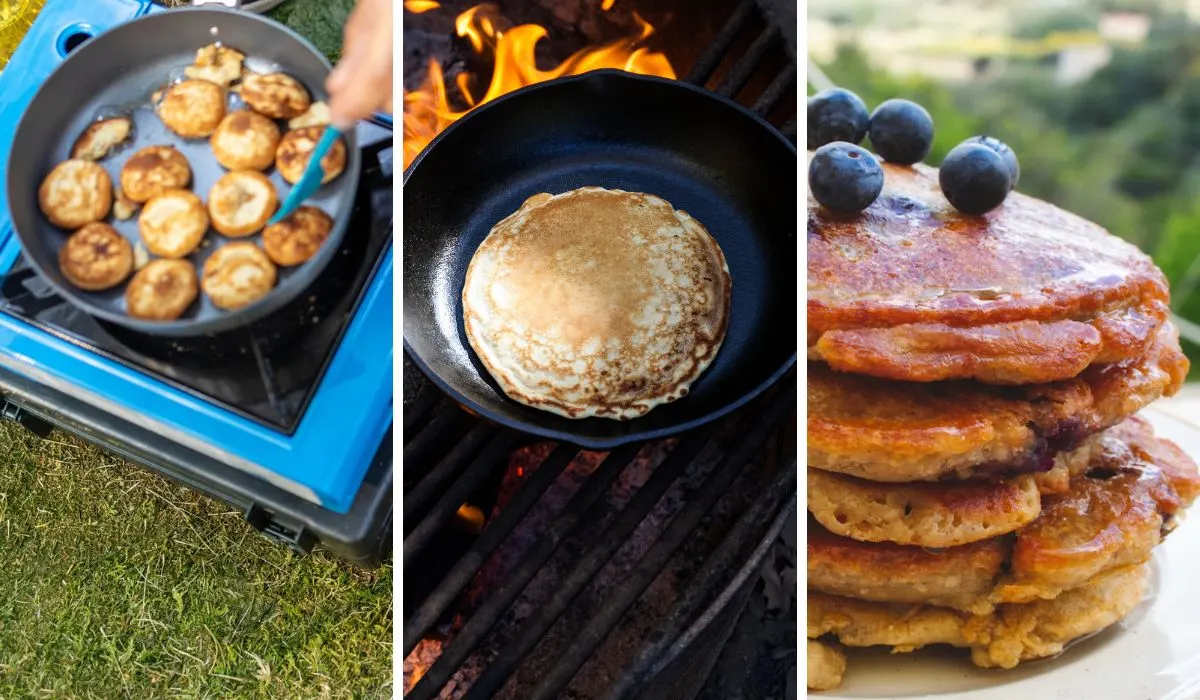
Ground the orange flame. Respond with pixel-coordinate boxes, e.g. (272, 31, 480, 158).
(403, 0, 441, 13)
(403, 3, 676, 169)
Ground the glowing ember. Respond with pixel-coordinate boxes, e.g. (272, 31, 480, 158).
(404, 0, 441, 13)
(403, 2, 676, 169)
(601, 0, 617, 9)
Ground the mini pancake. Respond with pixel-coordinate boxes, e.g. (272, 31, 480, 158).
(807, 154, 1171, 385)
(807, 563, 1149, 683)
(808, 323, 1188, 482)
(184, 43, 244, 88)
(239, 72, 311, 119)
(58, 223, 133, 291)
(124, 258, 198, 321)
(807, 640, 846, 692)
(38, 159, 112, 229)
(808, 418, 1200, 613)
(157, 79, 226, 138)
(462, 187, 732, 420)
(120, 145, 192, 203)
(275, 126, 347, 185)
(262, 205, 333, 266)
(210, 110, 281, 171)
(288, 100, 331, 130)
(201, 242, 277, 311)
(207, 170, 278, 237)
(70, 116, 132, 161)
(138, 189, 208, 258)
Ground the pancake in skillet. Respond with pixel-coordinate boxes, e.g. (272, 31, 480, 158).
(807, 155, 1171, 385)
(462, 187, 731, 420)
(808, 323, 1188, 483)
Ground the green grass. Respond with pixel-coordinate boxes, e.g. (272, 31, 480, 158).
(0, 424, 392, 698)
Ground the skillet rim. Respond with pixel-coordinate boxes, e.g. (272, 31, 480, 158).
(402, 68, 798, 448)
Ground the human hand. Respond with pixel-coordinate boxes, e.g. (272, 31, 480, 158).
(326, 0, 394, 126)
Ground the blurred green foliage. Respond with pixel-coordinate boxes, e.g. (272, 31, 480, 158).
(816, 11, 1200, 374)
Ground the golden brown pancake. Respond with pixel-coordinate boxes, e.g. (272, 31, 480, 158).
(125, 258, 198, 321)
(201, 242, 277, 310)
(275, 126, 347, 185)
(38, 159, 112, 229)
(138, 189, 208, 259)
(808, 323, 1188, 482)
(70, 117, 132, 161)
(808, 563, 1149, 685)
(58, 223, 133, 291)
(461, 187, 732, 420)
(157, 79, 225, 138)
(210, 110, 281, 171)
(808, 417, 1199, 614)
(239, 72, 311, 119)
(120, 145, 192, 204)
(262, 205, 332, 266)
(207, 170, 278, 237)
(807, 154, 1171, 385)
(808, 469, 1042, 548)
(184, 43, 244, 88)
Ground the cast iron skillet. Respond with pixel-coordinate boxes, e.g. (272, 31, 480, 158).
(7, 7, 361, 337)
(404, 70, 797, 449)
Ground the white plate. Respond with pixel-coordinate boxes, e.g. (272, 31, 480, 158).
(817, 405, 1200, 700)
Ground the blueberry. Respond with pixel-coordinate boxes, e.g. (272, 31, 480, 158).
(868, 98, 934, 165)
(963, 135, 1019, 189)
(809, 142, 884, 213)
(807, 88, 870, 150)
(939, 142, 1012, 215)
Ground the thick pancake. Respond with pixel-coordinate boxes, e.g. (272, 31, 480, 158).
(807, 563, 1149, 686)
(807, 154, 1170, 385)
(808, 469, 1042, 548)
(808, 418, 1199, 613)
(807, 435, 1103, 548)
(461, 187, 732, 420)
(809, 323, 1188, 482)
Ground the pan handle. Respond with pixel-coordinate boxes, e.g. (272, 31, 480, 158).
(191, 0, 292, 12)
(192, 0, 242, 6)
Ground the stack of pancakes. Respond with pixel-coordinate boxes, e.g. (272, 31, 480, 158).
(806, 159, 1200, 691)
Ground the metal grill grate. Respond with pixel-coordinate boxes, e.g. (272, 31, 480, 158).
(403, 1, 797, 696)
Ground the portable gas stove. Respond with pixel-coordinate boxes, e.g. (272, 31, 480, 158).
(0, 0, 394, 567)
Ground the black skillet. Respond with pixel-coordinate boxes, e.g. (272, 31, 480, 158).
(404, 70, 797, 449)
(6, 7, 361, 338)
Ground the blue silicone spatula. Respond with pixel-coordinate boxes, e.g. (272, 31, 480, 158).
(269, 123, 346, 225)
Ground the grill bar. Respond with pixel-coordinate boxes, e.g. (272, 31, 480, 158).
(402, 391, 443, 436)
(753, 63, 796, 116)
(402, 442, 578, 655)
(403, 423, 498, 522)
(402, 431, 519, 566)
(715, 25, 781, 98)
(462, 387, 795, 699)
(403, 401, 466, 467)
(652, 498, 795, 682)
(684, 0, 758, 87)
(406, 440, 659, 698)
(527, 420, 797, 698)
(605, 459, 797, 697)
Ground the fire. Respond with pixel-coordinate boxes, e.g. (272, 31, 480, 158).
(403, 0, 440, 13)
(403, 2, 676, 169)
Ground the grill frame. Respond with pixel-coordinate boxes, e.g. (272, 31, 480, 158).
(402, 0, 797, 695)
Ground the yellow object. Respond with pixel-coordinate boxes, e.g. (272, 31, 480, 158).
(0, 0, 46, 71)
